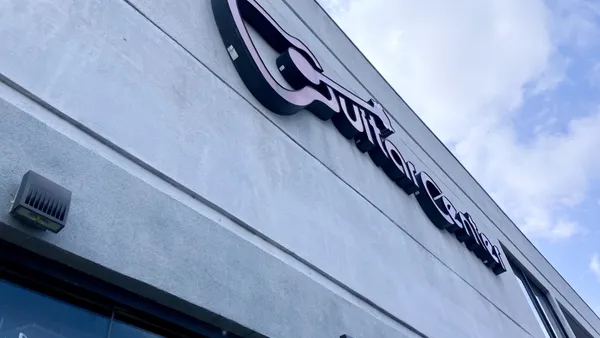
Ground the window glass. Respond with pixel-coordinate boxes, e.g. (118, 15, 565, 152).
(532, 288, 566, 338)
(561, 306, 595, 338)
(109, 320, 163, 338)
(514, 273, 553, 338)
(0, 279, 110, 338)
(511, 261, 571, 338)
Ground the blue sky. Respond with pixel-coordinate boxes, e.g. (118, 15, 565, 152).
(519, 14, 600, 316)
(319, 0, 600, 316)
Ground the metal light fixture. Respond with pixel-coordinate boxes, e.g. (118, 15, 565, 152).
(9, 171, 72, 233)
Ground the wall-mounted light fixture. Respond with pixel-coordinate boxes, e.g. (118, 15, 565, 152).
(9, 171, 71, 233)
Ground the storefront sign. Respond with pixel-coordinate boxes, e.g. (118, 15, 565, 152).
(211, 0, 506, 275)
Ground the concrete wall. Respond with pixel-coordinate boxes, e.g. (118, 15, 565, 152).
(0, 0, 597, 337)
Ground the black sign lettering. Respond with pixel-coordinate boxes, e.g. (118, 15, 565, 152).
(415, 172, 455, 230)
(454, 212, 472, 243)
(212, 0, 506, 276)
(381, 140, 408, 181)
(355, 110, 376, 152)
(492, 245, 507, 274)
(332, 96, 365, 139)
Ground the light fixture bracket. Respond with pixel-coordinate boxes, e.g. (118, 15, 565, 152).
(9, 171, 71, 233)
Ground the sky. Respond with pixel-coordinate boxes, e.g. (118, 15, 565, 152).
(318, 0, 600, 318)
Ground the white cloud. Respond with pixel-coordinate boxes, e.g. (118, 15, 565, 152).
(320, 0, 600, 240)
(590, 253, 600, 282)
(589, 62, 600, 88)
(550, 0, 600, 49)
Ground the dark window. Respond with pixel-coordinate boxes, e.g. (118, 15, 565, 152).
(0, 279, 110, 338)
(0, 239, 237, 338)
(560, 305, 596, 338)
(110, 320, 164, 338)
(512, 263, 568, 338)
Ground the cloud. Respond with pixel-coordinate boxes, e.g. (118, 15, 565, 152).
(591, 253, 600, 282)
(319, 0, 600, 240)
(550, 0, 600, 49)
(589, 62, 600, 88)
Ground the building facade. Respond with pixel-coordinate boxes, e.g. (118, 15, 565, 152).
(0, 0, 598, 337)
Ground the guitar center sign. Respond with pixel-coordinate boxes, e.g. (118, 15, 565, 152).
(211, 0, 506, 275)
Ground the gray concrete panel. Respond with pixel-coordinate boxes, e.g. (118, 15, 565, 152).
(0, 0, 595, 336)
(0, 98, 423, 338)
(0, 1, 518, 332)
(0, 3, 533, 333)
(0, 0, 541, 336)
(272, 0, 600, 335)
(95, 0, 547, 334)
(0, 96, 534, 338)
